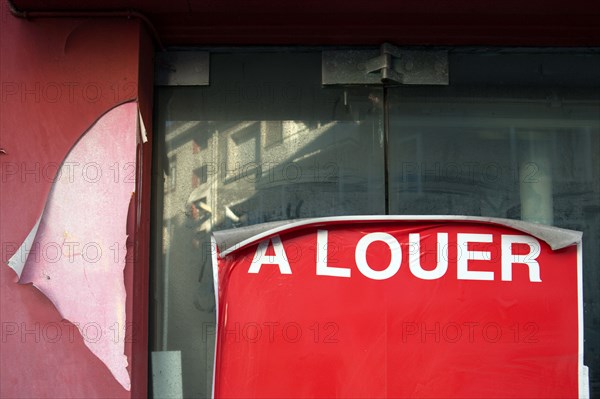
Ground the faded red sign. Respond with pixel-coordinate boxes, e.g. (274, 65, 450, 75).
(212, 216, 585, 398)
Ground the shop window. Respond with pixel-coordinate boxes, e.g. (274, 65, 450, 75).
(152, 50, 600, 398)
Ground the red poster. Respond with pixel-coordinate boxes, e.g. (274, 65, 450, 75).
(211, 216, 587, 398)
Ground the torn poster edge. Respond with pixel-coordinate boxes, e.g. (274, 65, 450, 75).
(213, 215, 582, 258)
(211, 235, 220, 399)
(578, 243, 590, 399)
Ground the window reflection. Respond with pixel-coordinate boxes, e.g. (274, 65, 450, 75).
(154, 53, 384, 397)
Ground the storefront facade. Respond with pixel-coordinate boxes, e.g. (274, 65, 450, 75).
(1, 1, 599, 398)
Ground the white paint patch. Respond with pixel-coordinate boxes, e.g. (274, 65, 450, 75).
(138, 107, 148, 143)
(18, 102, 137, 390)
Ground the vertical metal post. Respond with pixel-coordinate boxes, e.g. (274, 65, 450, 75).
(383, 87, 390, 215)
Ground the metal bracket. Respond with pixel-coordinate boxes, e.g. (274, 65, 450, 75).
(155, 51, 210, 86)
(322, 43, 448, 85)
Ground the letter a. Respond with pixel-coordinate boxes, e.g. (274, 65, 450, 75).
(248, 235, 292, 274)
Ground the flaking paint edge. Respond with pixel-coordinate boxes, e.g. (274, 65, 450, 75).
(4, 102, 137, 391)
(7, 216, 41, 279)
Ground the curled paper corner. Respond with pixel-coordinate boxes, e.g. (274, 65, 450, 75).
(212, 215, 582, 258)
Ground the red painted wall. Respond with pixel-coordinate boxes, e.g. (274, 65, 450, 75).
(0, 1, 152, 397)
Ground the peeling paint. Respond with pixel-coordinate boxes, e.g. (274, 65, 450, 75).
(138, 108, 149, 143)
(7, 216, 42, 278)
(18, 102, 138, 390)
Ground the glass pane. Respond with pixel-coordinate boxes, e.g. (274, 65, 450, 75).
(152, 52, 385, 398)
(388, 51, 600, 395)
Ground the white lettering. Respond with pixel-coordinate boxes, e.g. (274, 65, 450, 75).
(316, 230, 350, 278)
(457, 233, 494, 281)
(409, 233, 449, 280)
(248, 235, 292, 274)
(501, 235, 542, 282)
(355, 232, 402, 280)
